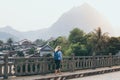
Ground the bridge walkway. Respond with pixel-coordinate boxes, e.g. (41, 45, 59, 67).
(1, 66, 120, 80)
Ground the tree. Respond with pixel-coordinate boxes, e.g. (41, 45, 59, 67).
(84, 33, 94, 55)
(0, 40, 4, 51)
(7, 38, 14, 50)
(17, 51, 24, 57)
(64, 47, 72, 56)
(0, 40, 3, 46)
(7, 38, 13, 45)
(107, 37, 120, 55)
(89, 27, 109, 55)
(49, 36, 69, 55)
(68, 28, 85, 44)
(33, 39, 46, 46)
(67, 28, 89, 56)
(118, 37, 120, 41)
(71, 42, 88, 56)
(50, 36, 67, 46)
(28, 47, 35, 55)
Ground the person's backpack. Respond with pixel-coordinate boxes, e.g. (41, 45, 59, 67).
(54, 51, 59, 60)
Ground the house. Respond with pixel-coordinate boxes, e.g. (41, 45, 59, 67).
(19, 39, 31, 45)
(18, 39, 32, 48)
(0, 50, 16, 57)
(37, 44, 54, 56)
(116, 51, 120, 56)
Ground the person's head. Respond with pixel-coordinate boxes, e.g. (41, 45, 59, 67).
(55, 46, 61, 52)
(57, 46, 61, 50)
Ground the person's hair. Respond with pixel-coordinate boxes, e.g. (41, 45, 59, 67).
(55, 46, 61, 52)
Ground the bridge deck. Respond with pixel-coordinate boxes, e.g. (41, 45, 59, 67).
(1, 66, 120, 80)
(71, 70, 120, 80)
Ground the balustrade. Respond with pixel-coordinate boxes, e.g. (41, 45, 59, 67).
(0, 54, 120, 79)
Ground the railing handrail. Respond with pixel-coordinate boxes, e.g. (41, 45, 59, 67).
(0, 54, 120, 79)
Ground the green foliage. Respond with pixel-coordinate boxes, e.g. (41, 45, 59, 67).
(50, 27, 119, 56)
(50, 36, 68, 47)
(69, 28, 85, 44)
(34, 39, 46, 46)
(7, 38, 13, 45)
(71, 43, 81, 56)
(107, 37, 120, 55)
(71, 43, 88, 56)
(46, 54, 52, 57)
(6, 38, 14, 50)
(64, 47, 72, 56)
(88, 27, 109, 55)
(49, 36, 69, 55)
(17, 51, 24, 57)
(0, 40, 3, 46)
(28, 47, 35, 55)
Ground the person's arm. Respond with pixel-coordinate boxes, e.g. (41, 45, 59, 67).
(58, 51, 62, 60)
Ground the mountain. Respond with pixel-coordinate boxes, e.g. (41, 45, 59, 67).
(0, 26, 24, 39)
(0, 3, 114, 41)
(0, 32, 19, 41)
(22, 28, 48, 40)
(25, 3, 113, 40)
(47, 3, 113, 37)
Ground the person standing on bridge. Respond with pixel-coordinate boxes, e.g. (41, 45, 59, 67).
(54, 46, 63, 75)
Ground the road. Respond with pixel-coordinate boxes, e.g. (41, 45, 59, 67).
(70, 71, 120, 80)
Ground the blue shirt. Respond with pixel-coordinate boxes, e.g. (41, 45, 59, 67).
(54, 50, 62, 60)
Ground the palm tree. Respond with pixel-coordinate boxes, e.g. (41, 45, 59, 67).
(90, 27, 109, 55)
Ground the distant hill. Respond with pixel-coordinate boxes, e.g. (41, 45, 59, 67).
(0, 26, 24, 41)
(0, 32, 19, 41)
(0, 3, 114, 41)
(0, 26, 24, 39)
(47, 3, 113, 37)
(24, 3, 113, 40)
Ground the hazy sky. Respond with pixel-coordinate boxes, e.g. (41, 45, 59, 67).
(0, 0, 120, 35)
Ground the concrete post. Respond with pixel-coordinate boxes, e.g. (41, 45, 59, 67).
(71, 53, 75, 72)
(109, 53, 112, 67)
(92, 52, 96, 69)
(4, 54, 8, 79)
(42, 57, 47, 74)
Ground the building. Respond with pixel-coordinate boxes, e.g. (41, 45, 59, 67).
(37, 44, 54, 56)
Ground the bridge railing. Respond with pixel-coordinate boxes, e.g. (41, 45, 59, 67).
(0, 54, 120, 79)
